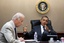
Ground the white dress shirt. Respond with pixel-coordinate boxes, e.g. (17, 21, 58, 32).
(41, 25, 44, 34)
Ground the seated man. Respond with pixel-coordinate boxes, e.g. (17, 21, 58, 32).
(0, 12, 25, 43)
(23, 16, 57, 41)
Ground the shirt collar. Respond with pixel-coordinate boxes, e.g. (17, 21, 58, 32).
(9, 20, 15, 28)
(41, 25, 43, 28)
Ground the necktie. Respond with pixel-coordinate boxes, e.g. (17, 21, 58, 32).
(43, 26, 45, 30)
(14, 28, 17, 39)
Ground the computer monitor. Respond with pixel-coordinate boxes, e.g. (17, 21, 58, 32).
(47, 35, 58, 40)
(42, 35, 58, 41)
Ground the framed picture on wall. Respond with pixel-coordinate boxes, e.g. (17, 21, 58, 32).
(36, 0, 50, 14)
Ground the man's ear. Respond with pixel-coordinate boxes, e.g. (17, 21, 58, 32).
(14, 18, 19, 23)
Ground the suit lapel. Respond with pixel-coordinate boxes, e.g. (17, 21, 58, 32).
(37, 25, 42, 35)
(6, 27, 15, 39)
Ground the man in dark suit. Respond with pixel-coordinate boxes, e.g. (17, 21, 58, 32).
(23, 16, 57, 41)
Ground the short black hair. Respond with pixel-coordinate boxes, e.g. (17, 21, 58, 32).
(41, 16, 49, 20)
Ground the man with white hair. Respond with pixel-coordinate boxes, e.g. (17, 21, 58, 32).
(0, 12, 25, 43)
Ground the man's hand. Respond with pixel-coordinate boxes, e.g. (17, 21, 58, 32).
(23, 26, 27, 32)
(45, 25, 51, 32)
(18, 37, 25, 42)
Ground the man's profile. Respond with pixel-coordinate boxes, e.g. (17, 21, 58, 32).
(0, 12, 25, 43)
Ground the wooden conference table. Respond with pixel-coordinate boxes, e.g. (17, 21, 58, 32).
(25, 41, 48, 43)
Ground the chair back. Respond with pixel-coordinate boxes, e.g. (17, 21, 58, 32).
(30, 20, 51, 29)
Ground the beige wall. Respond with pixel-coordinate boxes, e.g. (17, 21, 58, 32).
(0, 0, 64, 33)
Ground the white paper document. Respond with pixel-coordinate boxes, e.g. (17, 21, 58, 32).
(20, 41, 25, 43)
(25, 39, 35, 41)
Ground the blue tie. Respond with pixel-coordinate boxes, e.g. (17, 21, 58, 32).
(14, 28, 17, 39)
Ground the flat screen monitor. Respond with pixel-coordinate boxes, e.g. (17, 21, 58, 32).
(42, 35, 58, 41)
(47, 35, 58, 40)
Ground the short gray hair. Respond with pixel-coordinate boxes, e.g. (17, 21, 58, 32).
(12, 12, 25, 20)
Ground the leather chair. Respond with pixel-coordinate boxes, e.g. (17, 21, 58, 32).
(30, 20, 52, 29)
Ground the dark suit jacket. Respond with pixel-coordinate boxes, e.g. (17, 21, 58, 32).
(24, 24, 57, 41)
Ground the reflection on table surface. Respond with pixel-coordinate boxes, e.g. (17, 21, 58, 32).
(25, 40, 63, 43)
(25, 39, 48, 43)
(25, 41, 48, 43)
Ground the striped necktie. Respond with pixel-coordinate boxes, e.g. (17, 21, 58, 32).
(14, 28, 17, 39)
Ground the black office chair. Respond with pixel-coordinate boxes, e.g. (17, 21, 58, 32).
(30, 20, 58, 41)
(30, 20, 52, 29)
